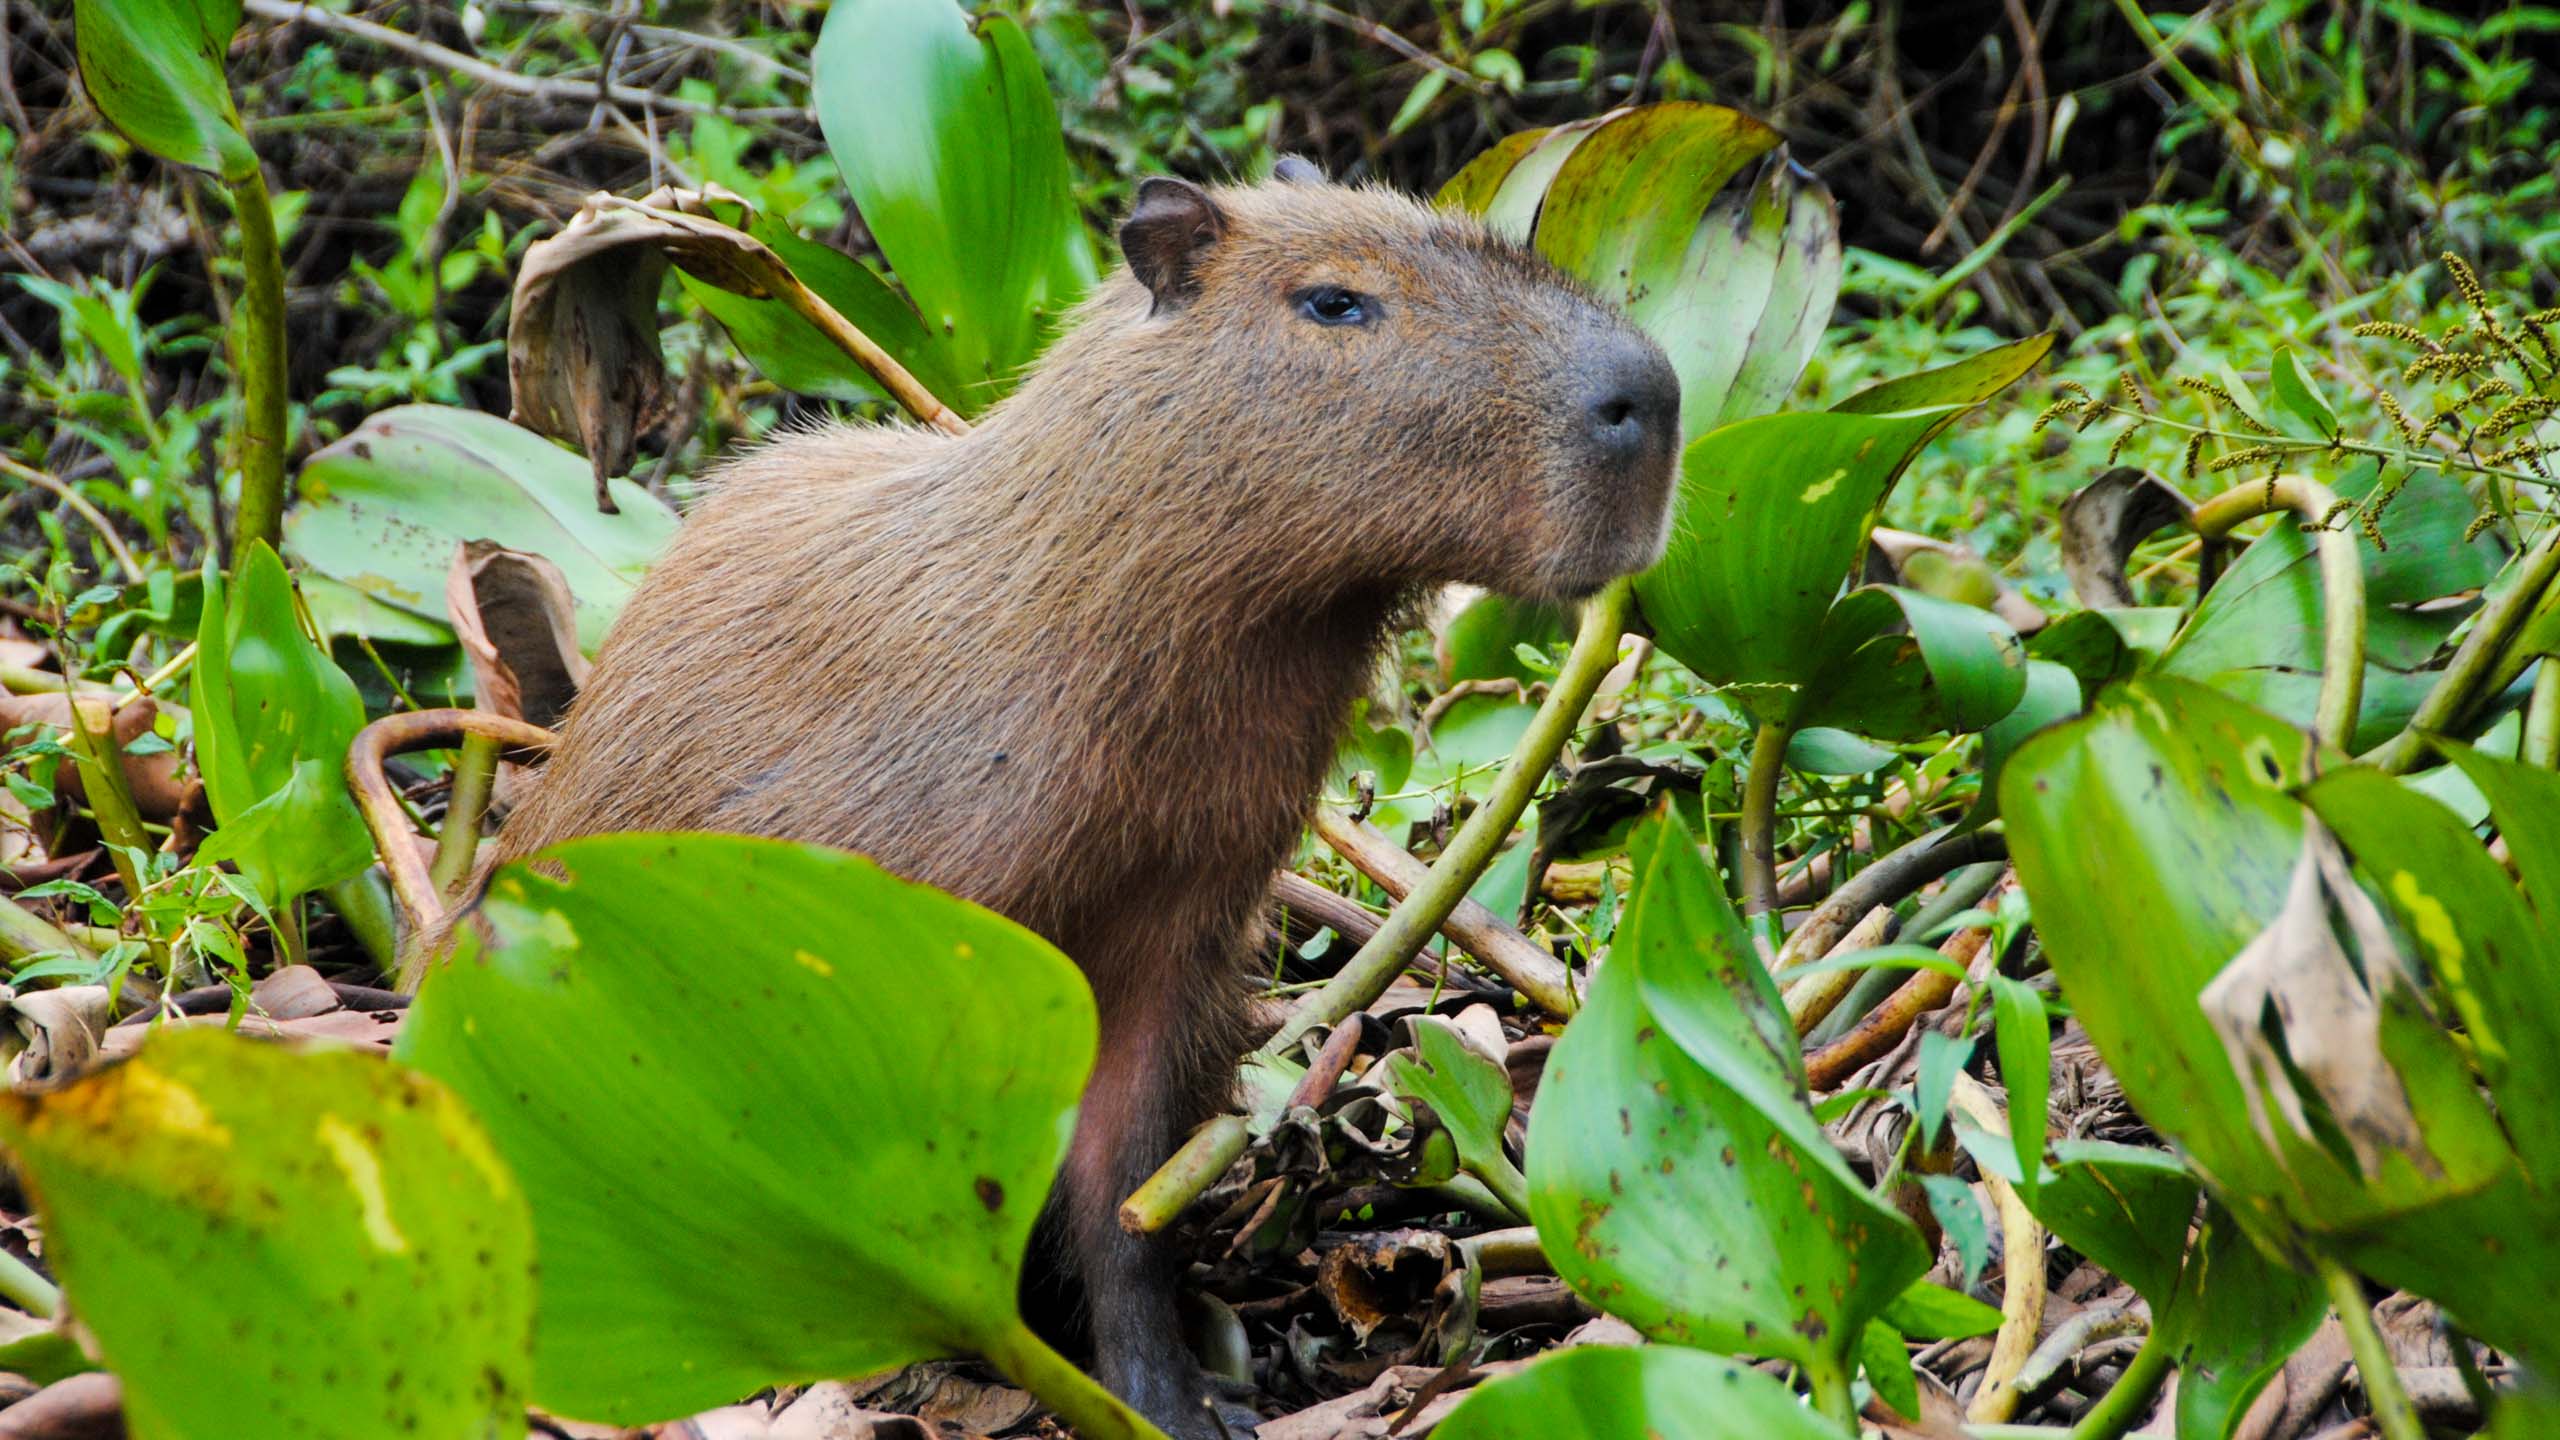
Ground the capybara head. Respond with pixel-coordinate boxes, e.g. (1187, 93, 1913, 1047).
(1014, 163, 1682, 605)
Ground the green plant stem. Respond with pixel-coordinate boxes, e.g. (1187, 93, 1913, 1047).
(1259, 578, 1630, 1057)
(0, 893, 93, 971)
(2091, 404, 2558, 495)
(982, 1321, 1176, 1440)
(322, 873, 399, 971)
(2190, 475, 2364, 749)
(2366, 517, 2560, 774)
(0, 1245, 61, 1319)
(2527, 660, 2560, 769)
(1738, 718, 1797, 918)
(1805, 1353, 1857, 1429)
(2321, 1259, 2423, 1440)
(430, 732, 500, 898)
(61, 696, 163, 973)
(1118, 1114, 1246, 1234)
(228, 168, 289, 558)
(2062, 1325, 2172, 1440)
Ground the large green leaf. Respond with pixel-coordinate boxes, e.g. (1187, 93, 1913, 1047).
(286, 405, 678, 654)
(1635, 406, 1951, 693)
(1832, 334, 2056, 425)
(1432, 1344, 1846, 1440)
(2021, 1140, 2199, 1306)
(189, 542, 374, 907)
(72, 0, 256, 181)
(1793, 584, 2028, 738)
(1999, 678, 2512, 1258)
(678, 217, 968, 409)
(395, 833, 1095, 1424)
(2160, 469, 2503, 747)
(1439, 103, 1839, 438)
(0, 1030, 533, 1440)
(2301, 765, 2560, 1176)
(813, 0, 1094, 407)
(1527, 811, 1927, 1381)
(2165, 1203, 2325, 1440)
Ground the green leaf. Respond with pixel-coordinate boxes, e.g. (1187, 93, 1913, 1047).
(1921, 1173, 1988, 1290)
(1858, 1319, 1920, 1420)
(71, 0, 257, 180)
(679, 219, 966, 410)
(1386, 1019, 1527, 1217)
(2299, 765, 2560, 1177)
(395, 833, 1095, 1424)
(0, 1030, 533, 1440)
(1957, 659, 2081, 831)
(1794, 585, 2028, 739)
(192, 757, 376, 908)
(1913, 1031, 1970, 1147)
(1441, 102, 1839, 438)
(2000, 678, 2511, 1258)
(2022, 1139, 2197, 1306)
(1832, 333, 2056, 428)
(1432, 1343, 1847, 1440)
(1784, 727, 1898, 775)
(1526, 809, 1926, 1377)
(2268, 349, 2338, 439)
(2166, 1204, 2324, 1440)
(1879, 1281, 2003, 1339)
(813, 0, 1094, 405)
(2160, 469, 2501, 747)
(1439, 592, 1569, 685)
(2026, 607, 2180, 695)
(1637, 407, 1953, 696)
(189, 543, 374, 906)
(287, 405, 678, 654)
(1988, 977, 2051, 1192)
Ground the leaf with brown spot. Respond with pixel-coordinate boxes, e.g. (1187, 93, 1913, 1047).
(0, 1029, 534, 1440)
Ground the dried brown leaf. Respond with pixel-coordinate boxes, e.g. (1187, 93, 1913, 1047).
(2199, 821, 2431, 1179)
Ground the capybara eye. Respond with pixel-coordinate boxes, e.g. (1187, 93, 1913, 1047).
(1294, 285, 1372, 326)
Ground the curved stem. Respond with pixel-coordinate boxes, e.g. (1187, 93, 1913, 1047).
(982, 1321, 1177, 1440)
(2063, 1324, 2173, 1440)
(2322, 1258, 2424, 1440)
(2190, 474, 2363, 750)
(1259, 578, 1628, 1057)
(1739, 718, 1797, 918)
(227, 168, 290, 558)
(1952, 1075, 2046, 1424)
(2364, 518, 2560, 774)
(1118, 1114, 1247, 1235)
(775, 272, 970, 436)
(429, 731, 501, 898)
(2527, 659, 2560, 770)
(0, 455, 144, 583)
(1806, 1352, 1857, 1429)
(0, 1245, 60, 1319)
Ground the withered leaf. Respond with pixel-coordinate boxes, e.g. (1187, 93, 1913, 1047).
(2199, 819, 2432, 1179)
(2056, 467, 2198, 609)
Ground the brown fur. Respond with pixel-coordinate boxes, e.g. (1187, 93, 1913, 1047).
(468, 174, 1677, 1436)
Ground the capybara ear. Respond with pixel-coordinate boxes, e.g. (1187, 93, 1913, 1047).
(1272, 154, 1326, 185)
(1120, 176, 1227, 311)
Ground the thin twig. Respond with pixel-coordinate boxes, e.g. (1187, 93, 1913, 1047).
(0, 454, 145, 582)
(240, 0, 808, 121)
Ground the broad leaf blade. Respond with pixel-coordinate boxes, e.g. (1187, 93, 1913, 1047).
(2001, 678, 2508, 1256)
(813, 0, 1092, 404)
(0, 1030, 534, 1440)
(1432, 1343, 1845, 1440)
(287, 405, 678, 653)
(1526, 810, 1927, 1373)
(1637, 407, 1953, 696)
(396, 833, 1096, 1424)
(1794, 584, 2029, 738)
(72, 0, 256, 180)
